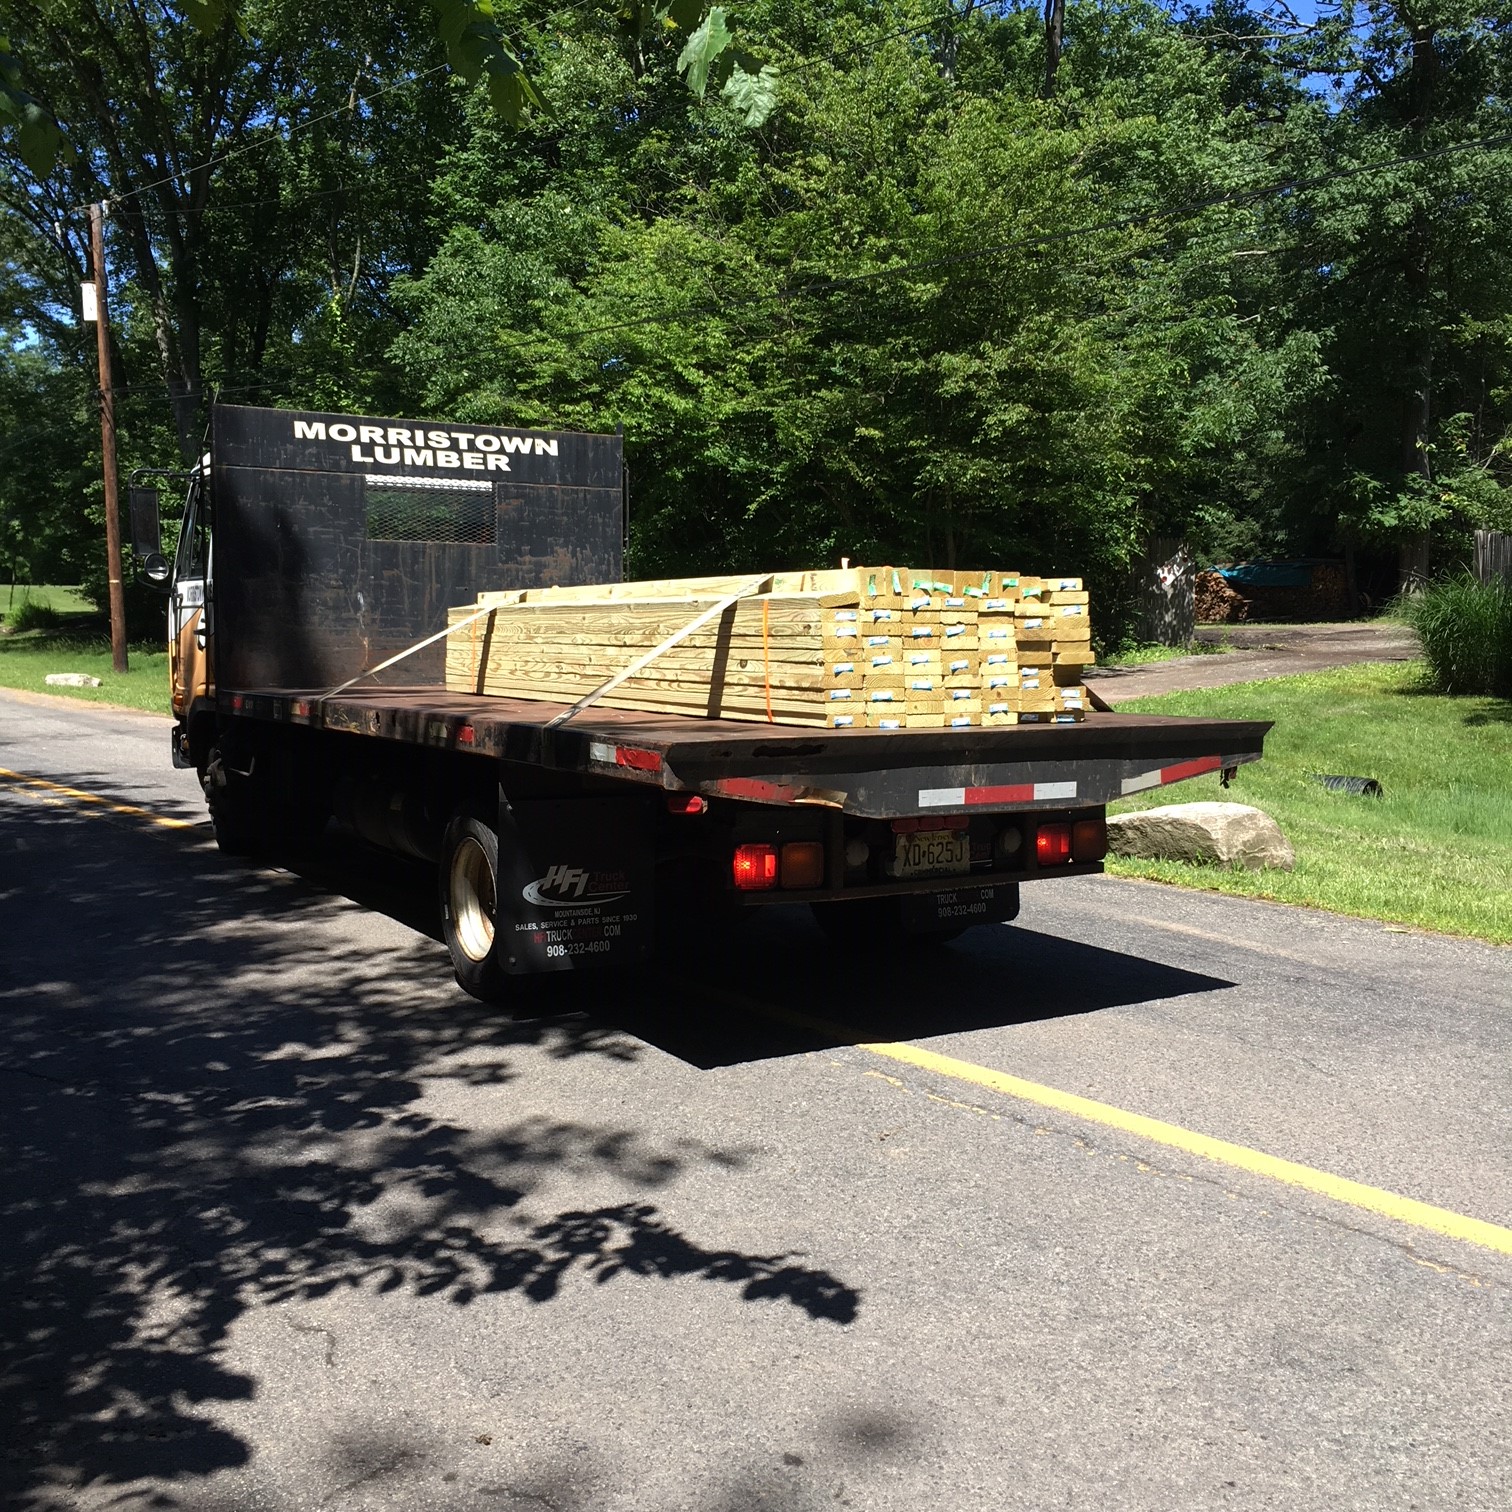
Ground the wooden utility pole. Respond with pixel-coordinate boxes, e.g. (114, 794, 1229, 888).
(88, 201, 128, 673)
(1043, 0, 1065, 98)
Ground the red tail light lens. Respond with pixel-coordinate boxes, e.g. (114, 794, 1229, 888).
(667, 793, 708, 815)
(1036, 823, 1072, 865)
(732, 843, 779, 890)
(1073, 817, 1107, 861)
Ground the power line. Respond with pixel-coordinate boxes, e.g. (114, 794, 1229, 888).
(776, 12, 958, 82)
(128, 175, 443, 219)
(70, 63, 451, 217)
(75, 3, 964, 223)
(55, 0, 1451, 228)
(29, 8, 1161, 230)
(43, 6, 1510, 409)
(104, 126, 1510, 405)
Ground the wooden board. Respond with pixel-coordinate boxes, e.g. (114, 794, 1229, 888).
(444, 565, 1095, 729)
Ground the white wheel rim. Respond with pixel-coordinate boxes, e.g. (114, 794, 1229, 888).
(449, 836, 496, 963)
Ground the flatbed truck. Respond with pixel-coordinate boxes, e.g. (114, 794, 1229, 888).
(135, 404, 1269, 1003)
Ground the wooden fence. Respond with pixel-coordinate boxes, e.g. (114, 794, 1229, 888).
(1475, 530, 1512, 583)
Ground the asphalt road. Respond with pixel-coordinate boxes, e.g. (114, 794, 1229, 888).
(2, 691, 1509, 1512)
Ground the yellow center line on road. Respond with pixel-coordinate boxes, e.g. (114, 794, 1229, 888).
(0, 766, 197, 831)
(692, 988, 1512, 1261)
(6, 761, 1505, 1260)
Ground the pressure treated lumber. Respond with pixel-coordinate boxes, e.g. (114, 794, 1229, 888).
(445, 565, 1097, 729)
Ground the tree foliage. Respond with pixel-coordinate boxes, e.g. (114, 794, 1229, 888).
(2, 0, 1511, 630)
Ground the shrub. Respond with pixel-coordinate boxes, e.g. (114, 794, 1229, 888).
(1404, 574, 1512, 698)
(5, 594, 63, 632)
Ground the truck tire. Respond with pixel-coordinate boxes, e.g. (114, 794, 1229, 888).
(439, 815, 508, 1003)
(809, 897, 970, 948)
(203, 745, 327, 860)
(202, 748, 266, 857)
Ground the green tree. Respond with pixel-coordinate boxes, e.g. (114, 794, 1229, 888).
(391, 1, 1322, 636)
(0, 346, 94, 588)
(1, 0, 467, 454)
(1278, 0, 1512, 586)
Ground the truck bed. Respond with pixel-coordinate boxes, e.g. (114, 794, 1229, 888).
(221, 686, 1269, 819)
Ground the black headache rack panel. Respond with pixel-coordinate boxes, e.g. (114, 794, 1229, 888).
(211, 403, 624, 691)
(219, 687, 1271, 820)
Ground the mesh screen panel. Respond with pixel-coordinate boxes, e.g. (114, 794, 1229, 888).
(365, 477, 496, 544)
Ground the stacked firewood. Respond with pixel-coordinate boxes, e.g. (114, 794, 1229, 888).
(1194, 570, 1251, 623)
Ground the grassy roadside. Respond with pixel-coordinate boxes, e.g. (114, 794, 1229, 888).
(1100, 639, 1231, 668)
(0, 636, 171, 714)
(0, 584, 96, 623)
(1107, 662, 1512, 945)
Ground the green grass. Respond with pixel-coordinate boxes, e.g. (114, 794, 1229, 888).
(1101, 640, 1230, 668)
(0, 636, 172, 713)
(1107, 661, 1512, 944)
(0, 584, 97, 624)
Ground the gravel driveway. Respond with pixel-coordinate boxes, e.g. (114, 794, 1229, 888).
(1087, 621, 1419, 702)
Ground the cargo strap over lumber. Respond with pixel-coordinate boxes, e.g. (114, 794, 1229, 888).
(221, 686, 1270, 821)
(445, 564, 1097, 730)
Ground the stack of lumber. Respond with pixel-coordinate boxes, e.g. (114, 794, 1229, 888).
(444, 566, 1095, 729)
(991, 575, 1095, 725)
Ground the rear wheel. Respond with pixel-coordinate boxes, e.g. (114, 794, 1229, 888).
(439, 815, 508, 1003)
(809, 896, 970, 948)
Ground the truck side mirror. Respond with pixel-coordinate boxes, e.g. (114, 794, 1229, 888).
(129, 486, 161, 557)
(129, 487, 171, 594)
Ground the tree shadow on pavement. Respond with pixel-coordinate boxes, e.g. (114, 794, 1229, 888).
(175, 1405, 923, 1512)
(0, 795, 860, 1511)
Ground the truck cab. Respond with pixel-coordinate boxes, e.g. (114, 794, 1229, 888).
(168, 459, 212, 762)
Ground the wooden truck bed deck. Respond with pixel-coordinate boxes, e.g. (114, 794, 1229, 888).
(220, 686, 1270, 819)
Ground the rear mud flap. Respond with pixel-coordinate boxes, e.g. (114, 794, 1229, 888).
(900, 882, 1020, 933)
(495, 794, 655, 974)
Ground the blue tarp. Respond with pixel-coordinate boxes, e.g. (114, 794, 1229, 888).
(1213, 561, 1317, 589)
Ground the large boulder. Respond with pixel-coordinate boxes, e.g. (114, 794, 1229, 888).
(1106, 802, 1295, 872)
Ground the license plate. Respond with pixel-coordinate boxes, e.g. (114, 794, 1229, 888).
(887, 830, 970, 879)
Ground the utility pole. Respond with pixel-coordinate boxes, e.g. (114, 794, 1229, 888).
(1043, 0, 1065, 98)
(87, 200, 128, 673)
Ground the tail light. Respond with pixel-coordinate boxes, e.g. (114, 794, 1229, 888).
(1073, 817, 1107, 861)
(732, 844, 779, 891)
(780, 841, 825, 890)
(1035, 823, 1072, 865)
(667, 793, 708, 815)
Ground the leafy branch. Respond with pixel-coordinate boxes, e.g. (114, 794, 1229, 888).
(0, 33, 70, 176)
(2, 1, 775, 178)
